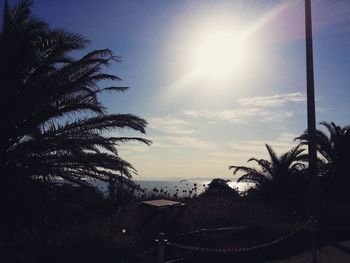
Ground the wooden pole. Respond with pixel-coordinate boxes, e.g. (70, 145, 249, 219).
(157, 232, 166, 263)
(304, 0, 318, 262)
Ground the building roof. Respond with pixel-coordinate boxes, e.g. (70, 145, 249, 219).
(141, 199, 182, 208)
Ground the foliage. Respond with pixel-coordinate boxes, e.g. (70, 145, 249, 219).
(1, 193, 301, 263)
(296, 121, 350, 196)
(229, 144, 307, 200)
(108, 177, 139, 206)
(0, 0, 151, 199)
(202, 178, 239, 197)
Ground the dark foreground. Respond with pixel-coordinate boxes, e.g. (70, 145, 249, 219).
(1, 183, 350, 263)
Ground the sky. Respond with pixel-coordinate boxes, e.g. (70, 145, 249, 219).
(4, 0, 350, 180)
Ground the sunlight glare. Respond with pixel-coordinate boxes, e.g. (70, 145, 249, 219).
(193, 31, 246, 77)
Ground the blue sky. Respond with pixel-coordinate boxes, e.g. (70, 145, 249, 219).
(5, 0, 350, 179)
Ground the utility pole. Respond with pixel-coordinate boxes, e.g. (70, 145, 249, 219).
(304, 0, 318, 262)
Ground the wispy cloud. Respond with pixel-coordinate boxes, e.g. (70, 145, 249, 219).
(118, 92, 306, 178)
(149, 116, 196, 135)
(118, 143, 151, 155)
(184, 108, 293, 123)
(122, 115, 217, 155)
(238, 92, 305, 107)
(152, 136, 217, 151)
(228, 132, 300, 159)
(184, 92, 305, 123)
(168, 136, 217, 150)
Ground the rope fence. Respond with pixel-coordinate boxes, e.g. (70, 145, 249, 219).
(128, 217, 350, 263)
(174, 225, 249, 236)
(317, 221, 350, 231)
(165, 258, 185, 263)
(124, 246, 156, 263)
(167, 219, 312, 254)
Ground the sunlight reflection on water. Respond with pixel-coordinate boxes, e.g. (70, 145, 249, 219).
(55, 179, 255, 197)
(134, 180, 255, 197)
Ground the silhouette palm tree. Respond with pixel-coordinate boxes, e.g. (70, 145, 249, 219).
(229, 144, 307, 199)
(296, 121, 350, 194)
(203, 178, 239, 197)
(0, 1, 151, 193)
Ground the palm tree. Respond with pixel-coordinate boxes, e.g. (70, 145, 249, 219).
(202, 178, 239, 197)
(0, 1, 151, 197)
(296, 121, 350, 194)
(229, 144, 307, 199)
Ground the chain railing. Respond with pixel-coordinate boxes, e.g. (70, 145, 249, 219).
(165, 258, 185, 263)
(150, 218, 314, 262)
(128, 217, 350, 263)
(174, 225, 249, 236)
(166, 219, 312, 255)
(123, 246, 157, 263)
(317, 221, 350, 231)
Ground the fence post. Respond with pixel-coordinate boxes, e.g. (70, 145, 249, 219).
(311, 217, 318, 263)
(157, 232, 167, 263)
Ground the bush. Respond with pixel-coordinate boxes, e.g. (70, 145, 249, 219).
(201, 178, 239, 197)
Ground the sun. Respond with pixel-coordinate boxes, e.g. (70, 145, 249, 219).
(192, 30, 247, 78)
(164, 13, 267, 96)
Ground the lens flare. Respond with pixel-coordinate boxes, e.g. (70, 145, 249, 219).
(193, 31, 246, 77)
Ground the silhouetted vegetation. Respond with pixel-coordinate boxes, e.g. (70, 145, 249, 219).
(201, 178, 239, 197)
(0, 0, 150, 227)
(230, 144, 308, 202)
(296, 121, 350, 199)
(229, 122, 350, 203)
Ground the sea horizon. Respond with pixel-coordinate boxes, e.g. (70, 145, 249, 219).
(86, 178, 254, 197)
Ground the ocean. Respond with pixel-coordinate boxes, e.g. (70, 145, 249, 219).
(91, 179, 254, 198)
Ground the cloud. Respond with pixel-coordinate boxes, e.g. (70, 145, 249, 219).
(148, 116, 217, 150)
(149, 116, 196, 135)
(120, 115, 217, 155)
(119, 92, 306, 178)
(118, 143, 151, 155)
(153, 136, 217, 151)
(184, 108, 293, 123)
(228, 132, 300, 159)
(238, 92, 306, 107)
(184, 92, 305, 123)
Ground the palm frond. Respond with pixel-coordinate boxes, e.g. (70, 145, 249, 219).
(265, 144, 279, 167)
(0, 1, 151, 193)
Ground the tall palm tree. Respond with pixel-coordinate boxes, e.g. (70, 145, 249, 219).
(0, 1, 151, 195)
(296, 121, 350, 193)
(229, 144, 307, 198)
